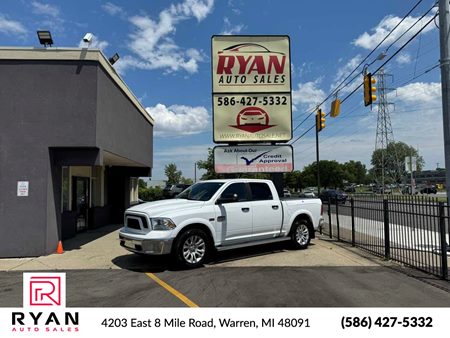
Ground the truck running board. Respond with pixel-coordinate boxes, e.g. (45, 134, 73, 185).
(216, 237, 290, 252)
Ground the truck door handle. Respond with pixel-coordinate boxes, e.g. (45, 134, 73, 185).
(272, 205, 279, 210)
(241, 207, 250, 212)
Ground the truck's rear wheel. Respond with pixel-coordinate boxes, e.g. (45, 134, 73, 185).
(175, 229, 209, 268)
(290, 219, 311, 249)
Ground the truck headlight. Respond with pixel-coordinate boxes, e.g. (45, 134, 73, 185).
(150, 218, 176, 230)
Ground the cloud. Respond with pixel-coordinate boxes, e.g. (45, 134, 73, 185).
(331, 55, 363, 94)
(227, 0, 242, 15)
(170, 0, 214, 21)
(353, 12, 437, 50)
(31, 1, 60, 18)
(396, 52, 411, 65)
(101, 2, 123, 16)
(145, 103, 210, 136)
(120, 0, 213, 74)
(31, 1, 65, 33)
(292, 81, 326, 110)
(152, 144, 213, 180)
(220, 17, 244, 35)
(78, 34, 109, 51)
(395, 82, 441, 103)
(0, 15, 26, 36)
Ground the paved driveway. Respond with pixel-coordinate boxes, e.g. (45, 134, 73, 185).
(0, 225, 449, 307)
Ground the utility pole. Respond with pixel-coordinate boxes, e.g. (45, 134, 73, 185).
(439, 0, 450, 204)
(315, 109, 325, 195)
(194, 161, 197, 183)
(316, 126, 320, 195)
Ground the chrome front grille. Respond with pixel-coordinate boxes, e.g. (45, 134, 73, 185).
(125, 214, 149, 230)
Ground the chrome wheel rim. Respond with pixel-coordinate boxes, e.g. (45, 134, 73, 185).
(295, 223, 309, 245)
(182, 235, 206, 264)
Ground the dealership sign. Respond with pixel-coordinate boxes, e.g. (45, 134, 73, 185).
(214, 145, 293, 173)
(212, 36, 292, 143)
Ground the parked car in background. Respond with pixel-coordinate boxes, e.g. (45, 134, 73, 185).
(420, 185, 437, 194)
(299, 191, 315, 198)
(373, 185, 392, 194)
(319, 190, 348, 204)
(163, 184, 191, 198)
(283, 188, 291, 197)
(343, 185, 356, 193)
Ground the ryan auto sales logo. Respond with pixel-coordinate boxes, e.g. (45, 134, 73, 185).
(231, 107, 275, 133)
(25, 274, 64, 306)
(10, 273, 79, 334)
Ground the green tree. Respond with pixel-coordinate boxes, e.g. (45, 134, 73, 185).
(284, 171, 303, 191)
(301, 160, 344, 189)
(139, 186, 164, 201)
(342, 160, 367, 184)
(138, 179, 147, 189)
(197, 148, 224, 180)
(181, 177, 193, 185)
(371, 141, 424, 183)
(164, 163, 182, 185)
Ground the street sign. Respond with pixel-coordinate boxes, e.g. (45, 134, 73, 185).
(405, 156, 417, 173)
(213, 93, 292, 142)
(214, 145, 293, 173)
(212, 35, 291, 93)
(17, 181, 29, 196)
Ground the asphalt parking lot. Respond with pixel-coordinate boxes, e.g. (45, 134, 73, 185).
(0, 224, 449, 307)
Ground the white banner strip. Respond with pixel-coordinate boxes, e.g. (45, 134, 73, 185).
(1, 307, 449, 337)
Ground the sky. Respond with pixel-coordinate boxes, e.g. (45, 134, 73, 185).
(0, 0, 444, 182)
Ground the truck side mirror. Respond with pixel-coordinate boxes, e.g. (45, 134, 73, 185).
(216, 193, 238, 204)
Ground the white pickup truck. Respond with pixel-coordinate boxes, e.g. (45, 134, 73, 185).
(119, 179, 323, 268)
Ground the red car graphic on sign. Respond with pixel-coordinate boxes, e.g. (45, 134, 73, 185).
(230, 107, 275, 133)
(237, 107, 269, 126)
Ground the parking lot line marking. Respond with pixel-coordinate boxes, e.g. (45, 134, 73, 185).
(145, 272, 199, 308)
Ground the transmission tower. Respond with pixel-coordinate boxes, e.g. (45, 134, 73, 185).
(374, 68, 398, 192)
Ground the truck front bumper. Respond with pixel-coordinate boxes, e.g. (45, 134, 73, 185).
(119, 234, 173, 255)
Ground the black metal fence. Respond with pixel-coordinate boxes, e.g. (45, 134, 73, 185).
(322, 194, 449, 280)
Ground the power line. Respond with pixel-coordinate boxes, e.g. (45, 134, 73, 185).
(337, 11, 437, 108)
(290, 0, 428, 132)
(383, 1, 437, 53)
(397, 62, 440, 86)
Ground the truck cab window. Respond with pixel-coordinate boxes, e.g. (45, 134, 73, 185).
(249, 183, 273, 201)
(221, 183, 249, 202)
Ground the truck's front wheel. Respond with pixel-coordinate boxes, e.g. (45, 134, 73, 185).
(290, 219, 311, 249)
(174, 229, 209, 268)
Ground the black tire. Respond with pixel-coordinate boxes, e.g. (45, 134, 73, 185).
(290, 219, 312, 250)
(174, 228, 210, 268)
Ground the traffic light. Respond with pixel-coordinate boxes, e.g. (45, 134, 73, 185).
(316, 109, 325, 132)
(363, 72, 376, 106)
(330, 98, 341, 118)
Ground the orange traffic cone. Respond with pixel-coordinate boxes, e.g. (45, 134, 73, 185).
(56, 241, 64, 254)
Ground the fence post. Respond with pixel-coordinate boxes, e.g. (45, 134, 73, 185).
(438, 202, 448, 280)
(383, 199, 390, 260)
(335, 198, 340, 241)
(328, 198, 332, 238)
(351, 197, 355, 247)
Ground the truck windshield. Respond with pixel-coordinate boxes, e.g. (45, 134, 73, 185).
(177, 182, 224, 201)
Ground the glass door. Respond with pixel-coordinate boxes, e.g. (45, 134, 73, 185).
(72, 176, 90, 232)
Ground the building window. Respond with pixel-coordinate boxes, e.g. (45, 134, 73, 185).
(62, 166, 70, 211)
